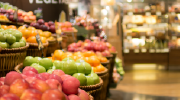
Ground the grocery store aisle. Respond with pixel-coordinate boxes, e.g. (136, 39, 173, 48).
(108, 70, 180, 100)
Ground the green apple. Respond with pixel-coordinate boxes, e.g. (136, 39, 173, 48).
(53, 60, 64, 70)
(19, 41, 26, 47)
(73, 73, 87, 86)
(86, 76, 95, 85)
(0, 32, 6, 42)
(47, 69, 54, 74)
(82, 62, 91, 75)
(62, 57, 74, 61)
(6, 34, 16, 44)
(34, 57, 42, 63)
(31, 63, 46, 73)
(12, 30, 22, 42)
(88, 73, 100, 84)
(19, 39, 26, 44)
(0, 42, 9, 48)
(23, 56, 34, 66)
(76, 59, 85, 63)
(76, 62, 85, 73)
(62, 60, 77, 75)
(39, 58, 53, 70)
(4, 29, 14, 34)
(10, 42, 20, 48)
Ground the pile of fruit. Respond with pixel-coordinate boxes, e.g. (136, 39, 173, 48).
(0, 28, 26, 49)
(30, 19, 55, 33)
(23, 56, 100, 86)
(50, 50, 107, 73)
(1, 25, 55, 44)
(0, 68, 91, 100)
(58, 22, 76, 32)
(68, 39, 116, 57)
(0, 15, 9, 21)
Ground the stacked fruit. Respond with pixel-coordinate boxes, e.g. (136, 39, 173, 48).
(58, 22, 76, 32)
(68, 39, 116, 56)
(0, 15, 9, 21)
(23, 56, 100, 86)
(0, 68, 91, 100)
(0, 28, 26, 49)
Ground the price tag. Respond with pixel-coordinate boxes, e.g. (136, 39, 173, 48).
(134, 49, 139, 53)
(127, 36, 132, 40)
(128, 12, 133, 16)
(140, 36, 146, 39)
(141, 49, 147, 53)
(171, 12, 176, 16)
(150, 36, 155, 40)
(149, 49, 155, 53)
(156, 11, 162, 16)
(124, 49, 129, 53)
(145, 12, 151, 16)
(164, 48, 169, 52)
(35, 31, 44, 50)
(172, 36, 177, 40)
(156, 49, 161, 53)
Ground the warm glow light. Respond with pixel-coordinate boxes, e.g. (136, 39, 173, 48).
(101, 9, 107, 15)
(106, 6, 110, 10)
(104, 17, 108, 21)
(177, 14, 180, 19)
(127, 0, 132, 2)
(132, 64, 157, 70)
(132, 38, 145, 46)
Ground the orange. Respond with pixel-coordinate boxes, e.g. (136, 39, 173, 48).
(84, 57, 90, 64)
(1, 25, 8, 30)
(98, 56, 108, 62)
(73, 55, 78, 61)
(8, 25, 17, 29)
(22, 29, 31, 38)
(40, 37, 47, 43)
(27, 36, 37, 43)
(43, 31, 51, 38)
(29, 30, 37, 37)
(28, 26, 36, 30)
(47, 57, 54, 62)
(89, 56, 100, 67)
(96, 64, 105, 72)
(53, 50, 65, 61)
(92, 67, 98, 72)
(37, 29, 43, 36)
(18, 26, 26, 30)
(83, 51, 95, 57)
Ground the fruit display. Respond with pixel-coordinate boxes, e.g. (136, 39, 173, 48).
(0, 15, 9, 22)
(23, 56, 101, 86)
(0, 27, 26, 49)
(58, 22, 77, 32)
(68, 39, 116, 56)
(0, 69, 91, 100)
(30, 19, 56, 33)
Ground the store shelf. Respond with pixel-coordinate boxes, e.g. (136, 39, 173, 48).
(124, 35, 166, 40)
(124, 12, 166, 16)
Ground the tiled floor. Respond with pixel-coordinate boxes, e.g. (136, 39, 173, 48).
(108, 70, 180, 100)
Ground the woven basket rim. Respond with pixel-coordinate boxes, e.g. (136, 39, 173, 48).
(28, 41, 49, 47)
(104, 54, 113, 58)
(95, 67, 108, 76)
(48, 38, 57, 43)
(0, 43, 29, 53)
(14, 63, 23, 74)
(79, 77, 103, 91)
(100, 60, 110, 65)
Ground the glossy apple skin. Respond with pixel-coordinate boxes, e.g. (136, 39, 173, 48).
(20, 89, 42, 100)
(0, 93, 20, 100)
(30, 80, 50, 93)
(40, 73, 50, 80)
(25, 77, 37, 84)
(52, 70, 65, 77)
(41, 89, 66, 100)
(35, 74, 46, 81)
(9, 79, 30, 97)
(78, 89, 90, 100)
(48, 74, 62, 84)
(23, 71, 36, 77)
(4, 71, 23, 86)
(46, 79, 62, 91)
(0, 85, 10, 97)
(68, 94, 81, 100)
(23, 67, 38, 74)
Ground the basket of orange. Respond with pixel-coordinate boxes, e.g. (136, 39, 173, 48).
(0, 26, 29, 76)
(18, 26, 49, 57)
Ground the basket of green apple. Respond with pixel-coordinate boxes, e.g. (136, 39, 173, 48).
(15, 56, 103, 100)
(0, 28, 29, 77)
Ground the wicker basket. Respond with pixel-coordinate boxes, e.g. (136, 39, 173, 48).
(47, 39, 57, 56)
(87, 86, 102, 100)
(0, 44, 29, 77)
(63, 31, 77, 47)
(101, 60, 110, 68)
(96, 68, 109, 100)
(26, 42, 49, 57)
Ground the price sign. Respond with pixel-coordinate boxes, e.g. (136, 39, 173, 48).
(36, 31, 44, 51)
(141, 49, 147, 53)
(134, 49, 139, 53)
(145, 12, 151, 16)
(149, 49, 155, 53)
(156, 11, 162, 16)
(124, 49, 129, 53)
(128, 12, 133, 16)
(156, 49, 161, 53)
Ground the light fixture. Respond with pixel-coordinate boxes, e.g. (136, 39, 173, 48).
(101, 9, 107, 15)
(127, 0, 132, 2)
(106, 6, 110, 10)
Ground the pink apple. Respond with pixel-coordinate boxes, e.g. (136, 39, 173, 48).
(68, 94, 81, 100)
(0, 93, 20, 100)
(40, 73, 50, 80)
(20, 89, 42, 100)
(41, 89, 66, 100)
(35, 74, 46, 81)
(21, 74, 27, 79)
(0, 85, 10, 97)
(46, 79, 62, 91)
(60, 75, 72, 81)
(25, 77, 37, 84)
(22, 67, 38, 74)
(0, 77, 5, 82)
(78, 89, 90, 100)
(4, 71, 23, 86)
(30, 80, 50, 93)
(52, 70, 65, 77)
(23, 71, 36, 77)
(48, 74, 62, 84)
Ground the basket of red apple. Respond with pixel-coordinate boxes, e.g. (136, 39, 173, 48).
(14, 56, 104, 100)
(0, 28, 29, 77)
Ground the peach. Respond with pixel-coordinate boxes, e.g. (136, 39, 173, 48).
(68, 95, 81, 100)
(49, 74, 62, 84)
(0, 85, 10, 97)
(23, 67, 38, 74)
(30, 80, 50, 93)
(41, 89, 66, 100)
(46, 79, 62, 91)
(78, 89, 89, 100)
(20, 89, 42, 100)
(4, 71, 23, 86)
(62, 77, 80, 95)
(23, 71, 36, 77)
(9, 79, 30, 97)
(52, 70, 65, 77)
(40, 73, 50, 79)
(0, 93, 20, 100)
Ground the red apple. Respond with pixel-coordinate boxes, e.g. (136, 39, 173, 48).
(9, 79, 30, 97)
(40, 73, 50, 80)
(48, 21, 54, 26)
(84, 39, 91, 43)
(41, 89, 66, 100)
(37, 19, 45, 25)
(23, 71, 36, 77)
(30, 80, 50, 93)
(35, 74, 46, 81)
(23, 67, 38, 74)
(0, 85, 10, 97)
(109, 46, 116, 52)
(25, 77, 37, 84)
(44, 22, 49, 27)
(52, 70, 65, 77)
(46, 79, 62, 91)
(68, 47, 74, 52)
(68, 94, 81, 100)
(40, 25, 48, 31)
(20, 89, 42, 100)
(21, 74, 27, 79)
(60, 75, 72, 81)
(0, 93, 20, 100)
(0, 77, 5, 82)
(78, 89, 89, 100)
(4, 71, 23, 86)
(62, 77, 80, 95)
(48, 74, 62, 84)
(50, 25, 55, 33)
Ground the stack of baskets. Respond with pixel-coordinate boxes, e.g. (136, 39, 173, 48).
(0, 44, 29, 77)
